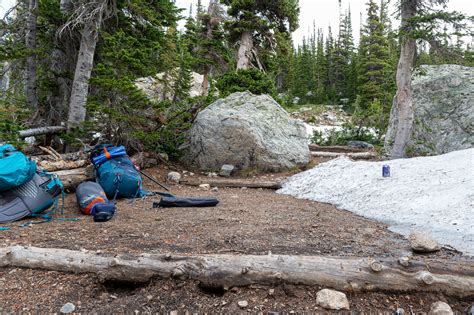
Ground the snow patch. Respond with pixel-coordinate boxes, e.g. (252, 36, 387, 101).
(278, 149, 474, 255)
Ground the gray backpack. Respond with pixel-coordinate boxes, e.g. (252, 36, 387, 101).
(0, 172, 63, 223)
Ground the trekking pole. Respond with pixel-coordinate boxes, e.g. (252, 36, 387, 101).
(139, 170, 170, 191)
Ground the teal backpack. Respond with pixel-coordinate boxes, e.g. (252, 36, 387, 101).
(0, 144, 36, 192)
(0, 144, 77, 227)
(91, 145, 144, 199)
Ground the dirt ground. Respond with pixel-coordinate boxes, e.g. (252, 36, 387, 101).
(0, 163, 473, 313)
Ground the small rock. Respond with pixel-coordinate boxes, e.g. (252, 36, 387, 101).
(409, 232, 441, 253)
(395, 307, 405, 315)
(60, 303, 76, 314)
(237, 300, 249, 308)
(166, 171, 181, 184)
(428, 301, 453, 315)
(199, 184, 210, 190)
(159, 152, 169, 162)
(211, 187, 219, 192)
(207, 172, 218, 177)
(169, 310, 178, 315)
(219, 164, 235, 177)
(468, 304, 474, 315)
(316, 289, 350, 311)
(347, 140, 374, 149)
(189, 172, 195, 176)
(268, 288, 275, 296)
(241, 186, 247, 190)
(398, 256, 410, 267)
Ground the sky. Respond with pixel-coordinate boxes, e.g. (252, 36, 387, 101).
(1, 0, 473, 45)
(174, 0, 473, 45)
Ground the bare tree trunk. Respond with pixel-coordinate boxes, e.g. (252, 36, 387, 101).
(60, 0, 73, 13)
(387, 0, 417, 158)
(236, 31, 253, 70)
(67, 15, 102, 129)
(202, 65, 210, 96)
(0, 62, 11, 93)
(25, 0, 38, 111)
(1, 246, 473, 297)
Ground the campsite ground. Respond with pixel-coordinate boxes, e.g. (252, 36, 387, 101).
(0, 162, 472, 313)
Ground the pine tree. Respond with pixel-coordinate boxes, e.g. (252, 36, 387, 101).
(324, 26, 336, 102)
(333, 8, 355, 103)
(356, 0, 391, 132)
(221, 0, 300, 70)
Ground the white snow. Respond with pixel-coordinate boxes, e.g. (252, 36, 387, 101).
(278, 149, 474, 255)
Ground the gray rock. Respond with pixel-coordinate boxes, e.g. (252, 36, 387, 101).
(469, 304, 474, 315)
(166, 171, 181, 184)
(184, 92, 310, 172)
(386, 65, 473, 155)
(428, 301, 453, 315)
(60, 303, 75, 314)
(347, 140, 374, 149)
(135, 71, 211, 101)
(316, 289, 350, 310)
(409, 232, 441, 253)
(395, 308, 405, 315)
(237, 300, 248, 308)
(199, 183, 210, 190)
(219, 164, 234, 177)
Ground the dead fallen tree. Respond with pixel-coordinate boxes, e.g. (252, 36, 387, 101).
(18, 126, 66, 138)
(30, 146, 90, 172)
(0, 246, 472, 297)
(309, 144, 368, 153)
(53, 166, 94, 191)
(311, 151, 377, 160)
(181, 178, 282, 189)
(37, 159, 89, 172)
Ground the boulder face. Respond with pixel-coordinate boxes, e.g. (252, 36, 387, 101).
(135, 71, 208, 101)
(386, 64, 473, 155)
(184, 92, 310, 171)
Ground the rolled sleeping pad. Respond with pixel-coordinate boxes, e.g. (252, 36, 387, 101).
(0, 173, 61, 223)
(76, 181, 116, 222)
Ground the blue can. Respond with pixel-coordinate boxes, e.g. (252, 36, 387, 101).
(382, 164, 390, 177)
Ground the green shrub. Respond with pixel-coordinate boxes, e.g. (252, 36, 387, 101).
(216, 69, 277, 97)
(311, 123, 383, 146)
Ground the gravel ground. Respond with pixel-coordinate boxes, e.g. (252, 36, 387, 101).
(0, 166, 472, 313)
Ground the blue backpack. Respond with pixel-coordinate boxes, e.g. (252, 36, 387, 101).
(0, 144, 36, 192)
(91, 144, 144, 199)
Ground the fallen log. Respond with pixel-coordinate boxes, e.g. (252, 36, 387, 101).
(311, 151, 377, 160)
(31, 151, 88, 162)
(18, 126, 66, 138)
(309, 144, 368, 153)
(53, 166, 94, 191)
(37, 159, 89, 172)
(181, 178, 282, 189)
(0, 246, 472, 297)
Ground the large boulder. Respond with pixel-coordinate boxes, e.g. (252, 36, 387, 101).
(135, 71, 208, 101)
(386, 64, 473, 155)
(184, 92, 310, 171)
